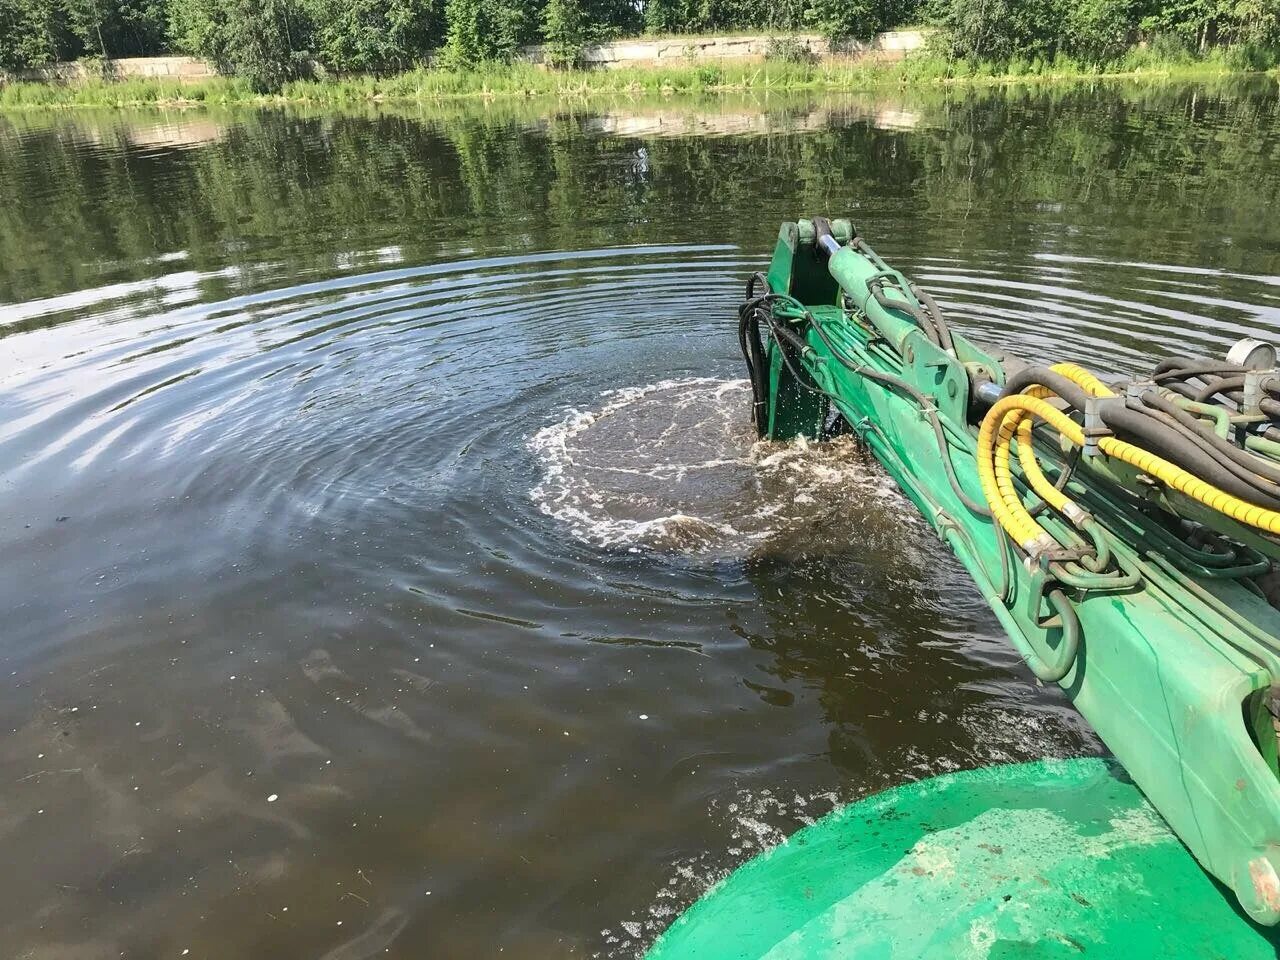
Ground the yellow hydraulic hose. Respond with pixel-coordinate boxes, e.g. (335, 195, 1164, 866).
(991, 420, 1047, 548)
(982, 393, 1280, 538)
(1000, 381, 1090, 525)
(1049, 362, 1114, 398)
(984, 384, 1089, 552)
(1015, 417, 1086, 524)
(978, 388, 1058, 553)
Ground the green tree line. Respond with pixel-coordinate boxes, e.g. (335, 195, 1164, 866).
(0, 0, 1277, 89)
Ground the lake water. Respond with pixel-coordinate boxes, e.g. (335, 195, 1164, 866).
(2, 79, 1279, 958)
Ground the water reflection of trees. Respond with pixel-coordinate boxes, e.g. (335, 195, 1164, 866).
(1, 78, 1278, 317)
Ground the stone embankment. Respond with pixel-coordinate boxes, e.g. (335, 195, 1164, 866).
(529, 30, 927, 68)
(7, 30, 929, 84)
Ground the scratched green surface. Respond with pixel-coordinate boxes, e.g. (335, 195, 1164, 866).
(646, 759, 1280, 959)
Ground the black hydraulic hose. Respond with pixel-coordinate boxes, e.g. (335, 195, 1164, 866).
(999, 366, 1280, 510)
(738, 308, 763, 404)
(740, 275, 796, 430)
(738, 308, 770, 432)
(1028, 446, 1082, 519)
(767, 313, 811, 358)
(861, 367, 992, 518)
(1139, 390, 1280, 484)
(1125, 397, 1280, 506)
(1105, 402, 1280, 509)
(910, 283, 956, 354)
(802, 311, 991, 518)
(870, 281, 945, 350)
(760, 312, 833, 405)
(1162, 381, 1202, 401)
(999, 367, 1093, 410)
(1151, 355, 1253, 408)
(1154, 362, 1249, 383)
(1263, 398, 1280, 421)
(1153, 356, 1248, 379)
(851, 236, 888, 271)
(1194, 374, 1246, 404)
(1162, 381, 1246, 407)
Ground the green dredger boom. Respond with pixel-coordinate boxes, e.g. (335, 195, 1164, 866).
(737, 218, 1280, 924)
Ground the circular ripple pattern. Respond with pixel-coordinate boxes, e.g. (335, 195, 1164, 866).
(4, 237, 1279, 960)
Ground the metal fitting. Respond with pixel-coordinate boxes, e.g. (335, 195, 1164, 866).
(1062, 501, 1088, 525)
(974, 379, 1004, 408)
(1243, 369, 1273, 416)
(1082, 397, 1112, 458)
(1126, 378, 1156, 402)
(1022, 532, 1058, 563)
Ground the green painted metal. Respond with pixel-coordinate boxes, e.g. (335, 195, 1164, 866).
(646, 759, 1280, 959)
(736, 220, 1280, 927)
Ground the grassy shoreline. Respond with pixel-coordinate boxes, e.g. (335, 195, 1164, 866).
(2, 48, 1278, 110)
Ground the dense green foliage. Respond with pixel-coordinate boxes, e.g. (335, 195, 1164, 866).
(0, 0, 57, 72)
(930, 0, 1279, 63)
(0, 0, 1276, 92)
(169, 0, 310, 91)
(440, 0, 531, 65)
(309, 0, 443, 72)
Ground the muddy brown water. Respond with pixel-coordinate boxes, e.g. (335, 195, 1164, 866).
(1, 81, 1279, 957)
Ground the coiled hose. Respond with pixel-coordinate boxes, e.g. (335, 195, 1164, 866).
(980, 388, 1280, 550)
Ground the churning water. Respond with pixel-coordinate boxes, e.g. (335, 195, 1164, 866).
(529, 378, 899, 554)
(1, 84, 1279, 958)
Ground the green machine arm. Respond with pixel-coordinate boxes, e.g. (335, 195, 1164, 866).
(741, 217, 1280, 924)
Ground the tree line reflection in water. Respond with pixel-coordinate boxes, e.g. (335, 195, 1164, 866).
(1, 76, 1278, 321)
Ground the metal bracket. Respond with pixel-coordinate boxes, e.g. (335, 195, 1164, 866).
(1126, 378, 1155, 402)
(1082, 396, 1112, 459)
(1243, 369, 1273, 417)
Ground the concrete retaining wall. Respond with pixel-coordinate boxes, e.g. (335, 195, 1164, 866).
(6, 30, 928, 85)
(527, 30, 928, 68)
(14, 56, 216, 83)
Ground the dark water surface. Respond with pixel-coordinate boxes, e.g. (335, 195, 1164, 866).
(2, 81, 1280, 958)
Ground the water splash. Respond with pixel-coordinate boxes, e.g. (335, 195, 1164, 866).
(596, 784, 844, 959)
(529, 378, 898, 555)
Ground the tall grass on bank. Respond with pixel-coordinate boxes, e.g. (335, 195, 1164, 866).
(2, 46, 1278, 109)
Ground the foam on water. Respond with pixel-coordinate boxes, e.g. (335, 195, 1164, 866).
(596, 785, 845, 959)
(529, 377, 899, 555)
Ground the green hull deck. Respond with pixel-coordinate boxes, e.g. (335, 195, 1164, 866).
(647, 759, 1280, 959)
(645, 217, 1280, 954)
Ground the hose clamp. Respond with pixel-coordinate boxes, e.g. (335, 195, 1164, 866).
(1126, 378, 1155, 402)
(1243, 369, 1273, 416)
(1022, 532, 1058, 564)
(1082, 397, 1112, 458)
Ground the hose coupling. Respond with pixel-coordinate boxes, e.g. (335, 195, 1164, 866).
(1062, 501, 1089, 526)
(1022, 532, 1059, 564)
(1126, 378, 1156, 402)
